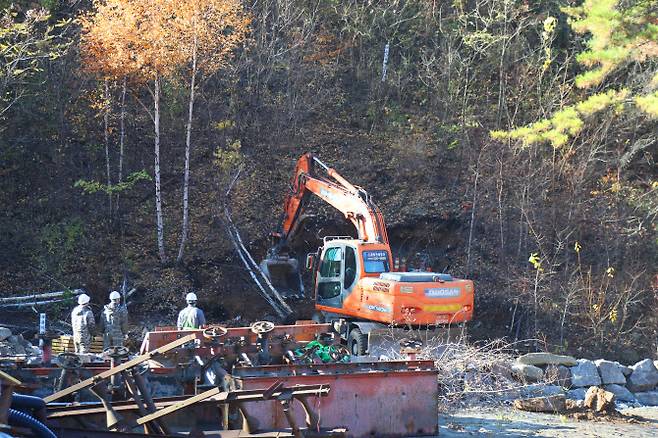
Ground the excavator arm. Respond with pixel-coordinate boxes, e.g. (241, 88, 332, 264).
(273, 153, 389, 253)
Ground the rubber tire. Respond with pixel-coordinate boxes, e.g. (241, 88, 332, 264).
(348, 327, 368, 356)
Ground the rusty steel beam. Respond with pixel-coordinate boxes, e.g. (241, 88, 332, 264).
(232, 359, 436, 377)
(44, 333, 197, 403)
(53, 427, 347, 437)
(135, 384, 329, 426)
(47, 385, 329, 419)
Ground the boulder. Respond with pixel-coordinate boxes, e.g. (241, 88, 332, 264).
(595, 359, 626, 385)
(464, 370, 485, 389)
(567, 388, 587, 400)
(514, 395, 567, 413)
(634, 391, 658, 406)
(511, 362, 544, 382)
(584, 387, 616, 413)
(545, 364, 572, 388)
(521, 384, 564, 399)
(627, 359, 658, 392)
(494, 387, 522, 401)
(0, 343, 11, 356)
(570, 359, 601, 387)
(604, 384, 636, 402)
(491, 360, 514, 381)
(517, 352, 577, 367)
(619, 363, 633, 377)
(0, 327, 11, 341)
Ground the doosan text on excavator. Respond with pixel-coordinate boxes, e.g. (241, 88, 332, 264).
(261, 153, 474, 356)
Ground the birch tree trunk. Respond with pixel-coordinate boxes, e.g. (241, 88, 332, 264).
(104, 79, 112, 216)
(154, 75, 166, 263)
(177, 34, 197, 263)
(116, 77, 127, 216)
(118, 78, 126, 185)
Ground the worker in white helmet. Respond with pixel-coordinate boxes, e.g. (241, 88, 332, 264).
(71, 293, 96, 354)
(177, 292, 206, 330)
(100, 291, 129, 349)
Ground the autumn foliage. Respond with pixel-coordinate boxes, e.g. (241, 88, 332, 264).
(79, 0, 250, 81)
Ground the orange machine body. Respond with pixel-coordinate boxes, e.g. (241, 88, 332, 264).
(313, 239, 474, 326)
(268, 153, 475, 345)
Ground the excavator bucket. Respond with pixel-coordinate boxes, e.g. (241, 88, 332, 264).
(259, 256, 304, 298)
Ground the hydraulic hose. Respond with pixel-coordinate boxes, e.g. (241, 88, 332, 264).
(10, 393, 48, 422)
(7, 408, 57, 438)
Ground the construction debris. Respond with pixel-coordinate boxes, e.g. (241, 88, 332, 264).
(0, 327, 41, 361)
(1, 320, 445, 437)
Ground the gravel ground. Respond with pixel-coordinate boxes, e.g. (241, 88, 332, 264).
(438, 406, 658, 437)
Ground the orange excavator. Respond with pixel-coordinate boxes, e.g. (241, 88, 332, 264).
(262, 153, 474, 355)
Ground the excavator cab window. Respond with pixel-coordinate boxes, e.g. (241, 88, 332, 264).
(319, 247, 342, 277)
(318, 247, 342, 300)
(344, 246, 357, 289)
(362, 250, 390, 273)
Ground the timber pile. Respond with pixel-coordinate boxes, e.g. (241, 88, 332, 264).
(51, 335, 104, 354)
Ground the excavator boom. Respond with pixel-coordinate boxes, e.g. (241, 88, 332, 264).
(278, 153, 388, 249)
(262, 153, 388, 296)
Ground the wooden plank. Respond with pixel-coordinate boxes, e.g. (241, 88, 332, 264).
(44, 333, 197, 403)
(136, 387, 223, 425)
(0, 370, 21, 386)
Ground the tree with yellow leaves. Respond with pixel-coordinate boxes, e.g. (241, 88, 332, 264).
(80, 0, 184, 263)
(491, 0, 657, 148)
(81, 0, 249, 264)
(173, 0, 250, 263)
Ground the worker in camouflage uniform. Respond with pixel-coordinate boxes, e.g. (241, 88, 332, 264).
(100, 291, 129, 348)
(71, 293, 96, 354)
(177, 292, 206, 330)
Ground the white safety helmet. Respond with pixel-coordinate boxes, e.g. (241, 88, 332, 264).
(109, 291, 121, 300)
(78, 293, 91, 305)
(185, 292, 197, 302)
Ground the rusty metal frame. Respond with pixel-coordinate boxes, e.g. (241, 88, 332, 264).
(49, 384, 339, 437)
(141, 323, 334, 355)
(44, 333, 197, 403)
(235, 360, 439, 437)
(48, 385, 327, 419)
(135, 383, 329, 426)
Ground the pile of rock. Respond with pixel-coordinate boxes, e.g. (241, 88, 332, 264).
(510, 352, 658, 407)
(0, 326, 41, 360)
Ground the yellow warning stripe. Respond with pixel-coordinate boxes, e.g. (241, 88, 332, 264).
(423, 304, 463, 312)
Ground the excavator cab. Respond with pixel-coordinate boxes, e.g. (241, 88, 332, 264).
(312, 239, 387, 310)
